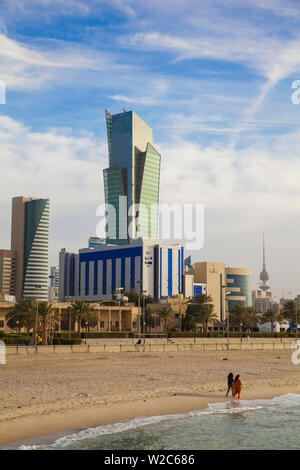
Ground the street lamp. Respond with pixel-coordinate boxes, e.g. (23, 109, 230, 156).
(222, 285, 231, 351)
(137, 280, 142, 338)
(85, 321, 88, 344)
(115, 287, 124, 331)
(35, 285, 41, 347)
(16, 320, 19, 348)
(142, 290, 147, 344)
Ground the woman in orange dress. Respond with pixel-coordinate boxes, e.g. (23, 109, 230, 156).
(232, 375, 243, 399)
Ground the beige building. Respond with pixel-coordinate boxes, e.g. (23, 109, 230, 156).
(194, 262, 227, 321)
(0, 302, 13, 333)
(0, 250, 16, 296)
(0, 301, 140, 334)
(193, 262, 252, 321)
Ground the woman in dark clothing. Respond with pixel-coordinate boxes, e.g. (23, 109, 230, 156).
(226, 372, 234, 397)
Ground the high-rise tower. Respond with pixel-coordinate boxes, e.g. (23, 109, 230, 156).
(11, 196, 50, 301)
(103, 110, 161, 245)
(259, 231, 270, 291)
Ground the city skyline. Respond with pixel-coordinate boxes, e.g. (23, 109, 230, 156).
(0, 1, 300, 299)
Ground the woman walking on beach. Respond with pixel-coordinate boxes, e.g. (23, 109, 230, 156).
(232, 375, 243, 399)
(226, 372, 234, 397)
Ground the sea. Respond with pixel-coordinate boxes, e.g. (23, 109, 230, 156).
(16, 394, 300, 450)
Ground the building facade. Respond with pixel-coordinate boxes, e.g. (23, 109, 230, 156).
(59, 239, 184, 301)
(226, 267, 252, 312)
(0, 250, 16, 296)
(252, 290, 274, 313)
(11, 196, 50, 301)
(194, 262, 227, 321)
(103, 110, 161, 244)
(50, 266, 59, 287)
(193, 262, 252, 321)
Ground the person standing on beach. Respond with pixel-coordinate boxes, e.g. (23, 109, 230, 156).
(226, 372, 234, 397)
(232, 375, 243, 399)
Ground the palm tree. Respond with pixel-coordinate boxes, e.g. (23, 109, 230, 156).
(200, 303, 218, 333)
(38, 302, 58, 345)
(229, 304, 247, 336)
(144, 306, 155, 333)
(282, 300, 298, 325)
(244, 306, 260, 331)
(6, 298, 36, 333)
(70, 300, 95, 334)
(81, 306, 97, 331)
(187, 294, 215, 333)
(157, 305, 174, 335)
(261, 309, 279, 333)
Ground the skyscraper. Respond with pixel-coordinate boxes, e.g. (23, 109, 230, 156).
(103, 110, 161, 245)
(0, 250, 16, 297)
(11, 197, 50, 301)
(50, 266, 59, 287)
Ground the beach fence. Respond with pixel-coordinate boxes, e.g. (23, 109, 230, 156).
(4, 340, 296, 356)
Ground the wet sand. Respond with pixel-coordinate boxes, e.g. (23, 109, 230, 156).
(1, 349, 299, 446)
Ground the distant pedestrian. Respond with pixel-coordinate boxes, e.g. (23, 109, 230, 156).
(226, 372, 234, 397)
(232, 375, 243, 399)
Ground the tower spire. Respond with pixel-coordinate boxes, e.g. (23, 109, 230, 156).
(259, 231, 270, 291)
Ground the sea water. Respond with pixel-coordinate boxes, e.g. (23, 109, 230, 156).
(19, 394, 300, 450)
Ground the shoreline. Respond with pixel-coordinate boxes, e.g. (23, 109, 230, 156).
(2, 383, 300, 448)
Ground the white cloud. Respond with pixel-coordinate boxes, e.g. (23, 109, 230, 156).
(0, 33, 124, 90)
(1, 114, 300, 296)
(0, 115, 107, 261)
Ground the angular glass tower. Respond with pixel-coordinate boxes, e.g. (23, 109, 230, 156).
(103, 110, 161, 245)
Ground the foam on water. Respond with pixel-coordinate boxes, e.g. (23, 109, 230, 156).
(18, 394, 300, 450)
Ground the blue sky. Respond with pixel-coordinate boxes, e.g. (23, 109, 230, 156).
(1, 0, 300, 299)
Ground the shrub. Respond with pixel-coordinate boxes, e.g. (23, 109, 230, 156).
(79, 332, 129, 339)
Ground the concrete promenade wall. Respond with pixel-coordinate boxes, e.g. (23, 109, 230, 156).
(4, 339, 297, 356)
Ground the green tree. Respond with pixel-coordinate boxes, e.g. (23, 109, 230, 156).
(6, 298, 36, 333)
(144, 306, 156, 332)
(157, 305, 174, 335)
(38, 302, 59, 345)
(183, 311, 196, 331)
(71, 300, 95, 334)
(244, 306, 260, 330)
(261, 309, 279, 333)
(185, 294, 215, 332)
(281, 300, 299, 325)
(229, 304, 248, 335)
(200, 303, 218, 333)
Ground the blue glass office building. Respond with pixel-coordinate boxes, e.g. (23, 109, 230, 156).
(103, 110, 161, 245)
(226, 268, 252, 312)
(59, 240, 184, 301)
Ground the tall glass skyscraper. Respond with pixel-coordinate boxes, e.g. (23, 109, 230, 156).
(11, 197, 50, 301)
(103, 110, 161, 245)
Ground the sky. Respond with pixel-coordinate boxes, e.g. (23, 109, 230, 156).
(1, 0, 300, 300)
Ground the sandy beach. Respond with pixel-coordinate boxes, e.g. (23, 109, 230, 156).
(1, 349, 300, 447)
